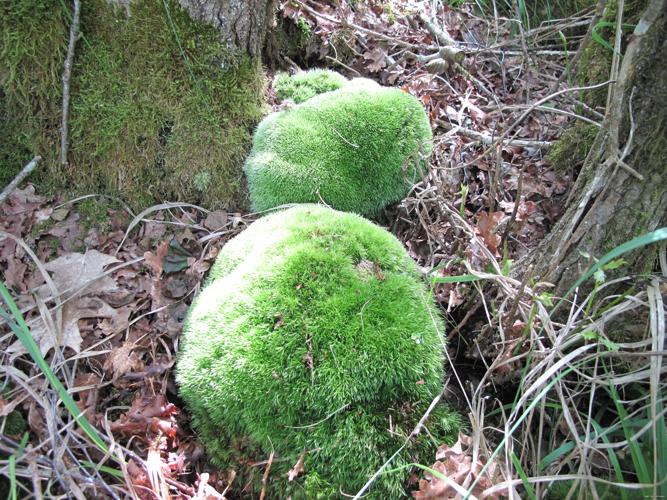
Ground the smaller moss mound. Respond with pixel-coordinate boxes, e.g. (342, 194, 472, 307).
(273, 69, 347, 103)
(177, 205, 460, 497)
(244, 83, 433, 216)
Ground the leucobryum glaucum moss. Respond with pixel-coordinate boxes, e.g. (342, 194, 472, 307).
(177, 205, 461, 498)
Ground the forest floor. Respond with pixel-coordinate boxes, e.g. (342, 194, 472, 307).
(1, 1, 632, 498)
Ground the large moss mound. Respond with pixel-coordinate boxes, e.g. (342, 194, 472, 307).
(244, 82, 433, 217)
(177, 205, 460, 497)
(0, 0, 265, 209)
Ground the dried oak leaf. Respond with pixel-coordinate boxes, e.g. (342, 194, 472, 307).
(413, 434, 506, 499)
(103, 341, 145, 381)
(8, 250, 121, 355)
(144, 240, 169, 276)
(364, 46, 388, 73)
(474, 211, 504, 256)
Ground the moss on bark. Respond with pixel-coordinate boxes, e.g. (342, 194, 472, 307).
(1, 0, 266, 210)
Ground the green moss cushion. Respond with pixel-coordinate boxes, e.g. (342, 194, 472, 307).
(177, 205, 459, 497)
(273, 69, 348, 103)
(244, 84, 433, 217)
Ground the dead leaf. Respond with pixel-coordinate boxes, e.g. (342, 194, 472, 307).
(288, 453, 305, 481)
(413, 433, 506, 499)
(363, 46, 387, 73)
(203, 210, 229, 231)
(474, 211, 505, 256)
(22, 297, 118, 355)
(104, 342, 145, 381)
(144, 240, 169, 276)
(39, 249, 120, 298)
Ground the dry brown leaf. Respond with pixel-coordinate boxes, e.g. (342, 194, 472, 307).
(474, 211, 504, 256)
(104, 341, 145, 381)
(288, 453, 305, 481)
(144, 240, 169, 276)
(203, 210, 229, 231)
(413, 433, 507, 499)
(7, 296, 118, 355)
(40, 249, 120, 298)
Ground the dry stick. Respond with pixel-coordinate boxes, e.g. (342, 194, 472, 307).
(417, 12, 458, 46)
(60, 0, 81, 166)
(488, 143, 503, 212)
(437, 120, 552, 149)
(294, 0, 433, 51)
(259, 450, 275, 500)
(505, 264, 534, 329)
(467, 80, 613, 168)
(0, 155, 41, 203)
(500, 167, 524, 250)
(512, 0, 533, 102)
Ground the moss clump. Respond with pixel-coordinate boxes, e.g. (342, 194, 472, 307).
(273, 69, 347, 103)
(548, 122, 599, 171)
(1, 0, 266, 209)
(177, 205, 460, 498)
(576, 0, 646, 108)
(244, 83, 433, 216)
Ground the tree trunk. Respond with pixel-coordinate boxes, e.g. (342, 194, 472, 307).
(518, 0, 667, 298)
(177, 0, 275, 56)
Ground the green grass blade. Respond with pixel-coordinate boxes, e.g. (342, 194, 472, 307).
(589, 418, 628, 500)
(0, 282, 108, 452)
(511, 451, 536, 499)
(431, 274, 483, 284)
(9, 453, 17, 500)
(80, 459, 125, 478)
(606, 382, 651, 491)
(463, 366, 577, 498)
(538, 440, 575, 471)
(552, 228, 667, 316)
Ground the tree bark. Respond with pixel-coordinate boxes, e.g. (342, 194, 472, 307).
(177, 0, 275, 57)
(518, 0, 667, 298)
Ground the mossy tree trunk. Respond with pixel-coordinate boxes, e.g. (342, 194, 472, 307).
(177, 0, 275, 56)
(518, 0, 667, 297)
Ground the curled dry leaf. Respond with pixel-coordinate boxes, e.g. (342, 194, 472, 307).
(287, 453, 305, 482)
(474, 211, 504, 257)
(144, 240, 169, 276)
(104, 341, 145, 382)
(413, 433, 507, 499)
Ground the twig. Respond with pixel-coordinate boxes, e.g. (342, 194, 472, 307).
(512, 0, 533, 102)
(437, 120, 552, 149)
(0, 155, 42, 204)
(500, 168, 524, 250)
(295, 0, 433, 51)
(60, 0, 81, 166)
(417, 12, 458, 46)
(259, 450, 275, 500)
(467, 80, 612, 166)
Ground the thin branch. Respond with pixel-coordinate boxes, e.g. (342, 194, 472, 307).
(437, 120, 552, 149)
(0, 155, 42, 204)
(295, 0, 433, 51)
(467, 80, 613, 166)
(417, 12, 458, 46)
(60, 0, 81, 166)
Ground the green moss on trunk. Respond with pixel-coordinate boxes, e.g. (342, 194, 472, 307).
(1, 0, 266, 209)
